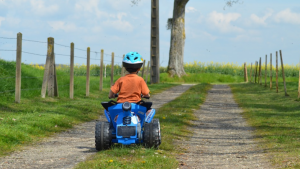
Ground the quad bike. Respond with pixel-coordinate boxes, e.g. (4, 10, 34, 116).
(95, 95, 161, 150)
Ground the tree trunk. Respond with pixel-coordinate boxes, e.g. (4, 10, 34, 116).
(167, 0, 189, 77)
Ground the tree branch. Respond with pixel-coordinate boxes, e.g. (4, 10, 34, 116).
(131, 0, 141, 6)
(223, 0, 243, 10)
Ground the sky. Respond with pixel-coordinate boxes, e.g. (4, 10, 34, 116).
(0, 0, 300, 67)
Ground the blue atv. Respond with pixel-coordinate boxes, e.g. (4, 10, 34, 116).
(95, 97, 161, 150)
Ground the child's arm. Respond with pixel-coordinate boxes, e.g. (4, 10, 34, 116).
(142, 93, 150, 98)
(108, 90, 116, 99)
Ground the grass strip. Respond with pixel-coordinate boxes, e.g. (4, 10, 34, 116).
(75, 83, 211, 169)
(0, 77, 177, 157)
(230, 81, 300, 168)
(160, 73, 244, 83)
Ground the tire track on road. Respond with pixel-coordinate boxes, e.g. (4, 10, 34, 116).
(179, 85, 272, 169)
(0, 84, 193, 169)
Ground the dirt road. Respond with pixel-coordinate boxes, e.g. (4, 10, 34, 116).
(178, 85, 272, 169)
(0, 84, 193, 169)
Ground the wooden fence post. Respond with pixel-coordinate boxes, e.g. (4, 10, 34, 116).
(86, 47, 90, 97)
(110, 52, 114, 86)
(121, 54, 125, 77)
(70, 42, 74, 99)
(250, 63, 252, 82)
(41, 37, 58, 98)
(99, 49, 104, 91)
(41, 39, 52, 98)
(244, 62, 248, 82)
(280, 50, 288, 96)
(259, 57, 262, 85)
(276, 51, 279, 93)
(49, 38, 58, 97)
(270, 53, 272, 90)
(255, 61, 258, 83)
(265, 55, 267, 87)
(141, 60, 146, 78)
(15, 32, 22, 103)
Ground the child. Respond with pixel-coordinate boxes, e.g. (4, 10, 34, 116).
(109, 51, 150, 103)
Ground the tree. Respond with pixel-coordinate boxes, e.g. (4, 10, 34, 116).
(167, 0, 189, 77)
(132, 0, 240, 77)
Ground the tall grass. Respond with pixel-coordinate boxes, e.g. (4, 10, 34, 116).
(0, 58, 177, 156)
(160, 61, 300, 78)
(230, 82, 300, 168)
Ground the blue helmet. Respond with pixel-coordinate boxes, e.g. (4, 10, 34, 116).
(122, 51, 143, 69)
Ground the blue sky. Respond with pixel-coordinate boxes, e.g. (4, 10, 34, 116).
(0, 0, 300, 67)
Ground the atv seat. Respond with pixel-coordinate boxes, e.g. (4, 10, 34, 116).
(101, 100, 152, 111)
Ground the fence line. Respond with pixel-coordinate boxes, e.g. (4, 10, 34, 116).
(0, 33, 149, 102)
(246, 49, 300, 98)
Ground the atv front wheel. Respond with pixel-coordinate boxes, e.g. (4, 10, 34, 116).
(95, 121, 112, 151)
(143, 118, 161, 148)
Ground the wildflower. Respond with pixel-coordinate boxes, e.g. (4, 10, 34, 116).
(109, 160, 113, 163)
(163, 117, 166, 119)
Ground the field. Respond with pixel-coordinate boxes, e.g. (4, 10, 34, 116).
(1, 58, 300, 168)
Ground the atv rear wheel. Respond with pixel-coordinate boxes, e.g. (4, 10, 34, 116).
(95, 122, 112, 151)
(143, 118, 161, 148)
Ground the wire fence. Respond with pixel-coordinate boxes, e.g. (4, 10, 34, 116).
(0, 34, 150, 101)
(0, 35, 123, 96)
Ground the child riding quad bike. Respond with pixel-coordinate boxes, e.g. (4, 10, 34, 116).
(95, 52, 161, 150)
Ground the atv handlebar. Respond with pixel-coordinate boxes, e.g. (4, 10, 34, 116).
(109, 94, 150, 99)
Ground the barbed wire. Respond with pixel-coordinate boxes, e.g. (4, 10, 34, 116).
(22, 51, 46, 56)
(23, 39, 47, 44)
(0, 76, 15, 79)
(0, 49, 16, 52)
(55, 43, 69, 48)
(0, 36, 16, 40)
(20, 88, 42, 91)
(0, 76, 44, 80)
(0, 89, 15, 94)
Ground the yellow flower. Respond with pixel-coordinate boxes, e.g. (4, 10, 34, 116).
(108, 160, 113, 163)
(142, 161, 146, 163)
(163, 117, 166, 119)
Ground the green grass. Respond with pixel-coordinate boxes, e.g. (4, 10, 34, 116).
(160, 73, 244, 83)
(75, 83, 212, 169)
(0, 59, 177, 156)
(230, 79, 300, 168)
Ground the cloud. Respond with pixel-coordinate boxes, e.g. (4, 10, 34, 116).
(107, 0, 133, 10)
(0, 17, 5, 27)
(232, 30, 261, 42)
(48, 21, 77, 32)
(5, 16, 20, 26)
(250, 9, 273, 26)
(103, 13, 133, 32)
(186, 7, 197, 13)
(188, 29, 217, 41)
(207, 11, 243, 33)
(75, 0, 108, 18)
(30, 0, 59, 15)
(274, 8, 300, 24)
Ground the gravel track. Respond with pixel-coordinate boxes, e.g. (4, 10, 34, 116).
(178, 85, 272, 169)
(0, 84, 193, 169)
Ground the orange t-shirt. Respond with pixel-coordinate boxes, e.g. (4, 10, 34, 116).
(110, 74, 150, 103)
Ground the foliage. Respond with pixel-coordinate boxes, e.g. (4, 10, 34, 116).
(160, 61, 300, 78)
(75, 84, 211, 169)
(160, 73, 244, 83)
(0, 58, 176, 156)
(230, 82, 300, 168)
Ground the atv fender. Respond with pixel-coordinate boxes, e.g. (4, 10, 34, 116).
(145, 109, 156, 123)
(104, 109, 111, 123)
